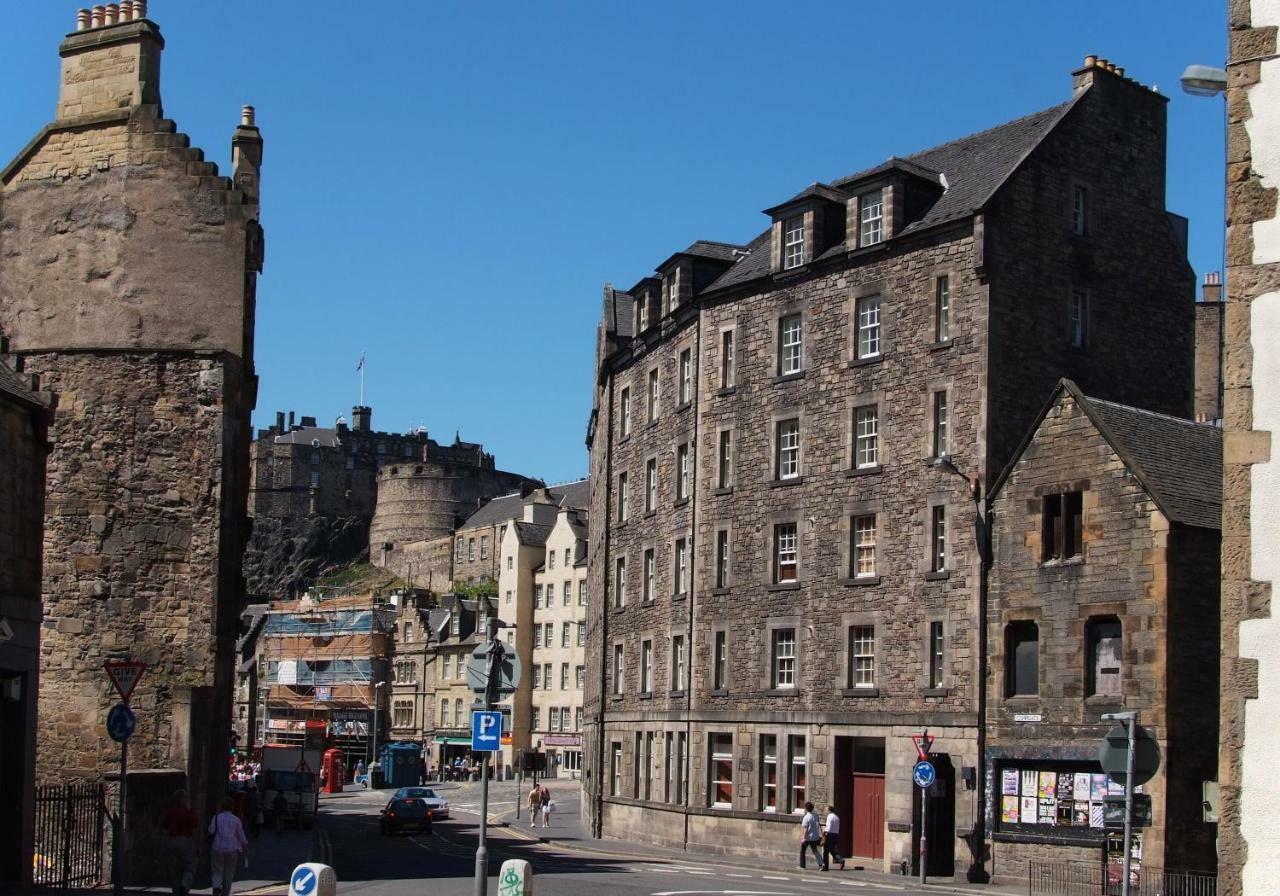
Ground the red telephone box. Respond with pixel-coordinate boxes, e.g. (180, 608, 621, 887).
(322, 748, 346, 794)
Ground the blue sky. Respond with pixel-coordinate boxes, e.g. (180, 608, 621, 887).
(1, 1, 1226, 485)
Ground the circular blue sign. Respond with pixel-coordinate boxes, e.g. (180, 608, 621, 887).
(913, 759, 936, 789)
(291, 865, 317, 896)
(106, 703, 135, 742)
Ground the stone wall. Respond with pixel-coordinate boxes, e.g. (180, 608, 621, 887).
(1196, 274, 1224, 422)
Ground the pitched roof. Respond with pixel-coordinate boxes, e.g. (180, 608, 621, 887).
(514, 521, 553, 547)
(459, 478, 589, 530)
(763, 182, 849, 215)
(705, 98, 1080, 294)
(0, 358, 42, 409)
(274, 425, 341, 448)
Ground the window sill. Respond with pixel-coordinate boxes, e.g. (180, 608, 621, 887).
(646, 419, 660, 430)
(644, 509, 657, 519)
(673, 592, 688, 602)
(766, 688, 800, 697)
(848, 354, 885, 369)
(839, 576, 881, 587)
(1004, 695, 1040, 705)
(713, 486, 734, 496)
(616, 519, 629, 530)
(710, 587, 731, 596)
(638, 692, 653, 701)
(771, 371, 806, 385)
(924, 570, 950, 582)
(619, 434, 631, 444)
(611, 605, 627, 615)
(709, 688, 728, 697)
(1040, 556, 1084, 569)
(669, 690, 686, 699)
(1085, 695, 1124, 708)
(610, 694, 623, 702)
(770, 476, 804, 488)
(846, 464, 883, 478)
(716, 386, 737, 397)
(767, 582, 800, 592)
(841, 687, 880, 697)
(921, 687, 951, 697)
(674, 497, 690, 508)
(677, 401, 692, 414)
(928, 339, 954, 352)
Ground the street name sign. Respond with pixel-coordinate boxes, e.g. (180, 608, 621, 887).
(472, 710, 502, 752)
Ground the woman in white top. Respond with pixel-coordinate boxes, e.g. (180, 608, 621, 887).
(208, 797, 249, 896)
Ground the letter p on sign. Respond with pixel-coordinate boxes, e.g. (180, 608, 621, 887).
(472, 710, 502, 751)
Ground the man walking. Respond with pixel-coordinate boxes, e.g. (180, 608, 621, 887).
(527, 783, 542, 828)
(799, 802, 823, 870)
(822, 804, 845, 871)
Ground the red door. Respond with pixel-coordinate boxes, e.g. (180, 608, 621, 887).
(852, 773, 885, 860)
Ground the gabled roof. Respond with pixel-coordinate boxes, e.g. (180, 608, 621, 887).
(706, 97, 1080, 294)
(274, 425, 341, 448)
(459, 478, 589, 531)
(604, 288, 635, 339)
(763, 182, 848, 216)
(514, 521, 553, 547)
(0, 359, 43, 409)
(994, 379, 1221, 531)
(657, 240, 747, 274)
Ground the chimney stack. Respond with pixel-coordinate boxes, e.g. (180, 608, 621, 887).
(1203, 270, 1223, 303)
(352, 406, 372, 433)
(275, 411, 285, 432)
(59, 5, 164, 120)
(232, 104, 264, 205)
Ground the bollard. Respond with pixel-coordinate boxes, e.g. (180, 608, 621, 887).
(289, 862, 337, 896)
(497, 859, 533, 896)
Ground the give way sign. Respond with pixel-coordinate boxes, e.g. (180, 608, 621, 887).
(104, 661, 147, 703)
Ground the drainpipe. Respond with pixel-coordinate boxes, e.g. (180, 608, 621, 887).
(593, 371, 615, 839)
(683, 310, 702, 852)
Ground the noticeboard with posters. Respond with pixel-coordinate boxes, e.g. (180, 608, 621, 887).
(996, 760, 1123, 842)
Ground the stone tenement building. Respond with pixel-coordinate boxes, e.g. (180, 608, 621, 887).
(0, 2, 263, 836)
(1219, 1, 1280, 893)
(0, 357, 48, 890)
(584, 57, 1195, 878)
(985, 380, 1220, 881)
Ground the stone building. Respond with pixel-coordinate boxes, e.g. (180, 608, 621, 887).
(584, 57, 1195, 878)
(1219, 1, 1280, 893)
(424, 594, 496, 769)
(1195, 273, 1224, 423)
(389, 587, 434, 745)
(0, 357, 48, 889)
(985, 380, 1219, 882)
(0, 1, 262, 836)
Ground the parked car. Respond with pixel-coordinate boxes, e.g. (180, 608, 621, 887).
(380, 796, 433, 835)
(392, 786, 450, 819)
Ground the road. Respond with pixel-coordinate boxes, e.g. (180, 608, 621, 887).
(288, 781, 988, 896)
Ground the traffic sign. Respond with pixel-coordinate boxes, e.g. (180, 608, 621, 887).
(910, 732, 934, 760)
(288, 863, 335, 896)
(472, 710, 502, 752)
(106, 703, 135, 742)
(104, 661, 147, 703)
(466, 642, 522, 697)
(913, 760, 936, 789)
(1099, 724, 1161, 787)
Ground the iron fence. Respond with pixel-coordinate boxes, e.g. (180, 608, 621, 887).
(32, 783, 107, 890)
(1028, 860, 1217, 896)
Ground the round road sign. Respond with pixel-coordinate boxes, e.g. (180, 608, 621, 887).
(1099, 724, 1161, 787)
(106, 703, 135, 742)
(913, 760, 936, 789)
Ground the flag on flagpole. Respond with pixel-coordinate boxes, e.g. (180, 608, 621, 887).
(356, 352, 365, 372)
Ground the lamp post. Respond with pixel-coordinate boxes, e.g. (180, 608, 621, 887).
(1101, 710, 1139, 896)
(371, 680, 386, 766)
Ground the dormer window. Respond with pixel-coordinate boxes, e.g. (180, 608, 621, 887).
(783, 216, 805, 269)
(859, 191, 884, 246)
(451, 614, 460, 636)
(638, 298, 648, 333)
(667, 269, 680, 310)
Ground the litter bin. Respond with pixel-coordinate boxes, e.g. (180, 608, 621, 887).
(370, 761, 385, 789)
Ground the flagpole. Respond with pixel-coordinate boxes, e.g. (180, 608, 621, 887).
(359, 352, 366, 406)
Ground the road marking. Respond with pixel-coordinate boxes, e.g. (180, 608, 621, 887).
(761, 876, 791, 881)
(653, 891, 795, 896)
(723, 874, 752, 879)
(686, 871, 714, 876)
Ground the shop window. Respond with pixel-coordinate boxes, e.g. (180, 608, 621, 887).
(1006, 621, 1040, 697)
(1042, 491, 1083, 561)
(1087, 617, 1122, 697)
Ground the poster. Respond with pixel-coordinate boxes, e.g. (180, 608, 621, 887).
(1002, 795, 1020, 823)
(1039, 771, 1056, 799)
(1022, 770, 1038, 796)
(1021, 796, 1038, 822)
(1108, 778, 1125, 797)
(1039, 799, 1057, 825)
(1074, 773, 1092, 801)
(1002, 769, 1020, 795)
(1074, 801, 1090, 826)
(1056, 774, 1074, 800)
(1090, 802, 1105, 828)
(1091, 774, 1109, 801)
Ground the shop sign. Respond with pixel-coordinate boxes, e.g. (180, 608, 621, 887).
(545, 735, 581, 746)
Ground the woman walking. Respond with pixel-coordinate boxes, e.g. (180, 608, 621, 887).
(208, 796, 249, 896)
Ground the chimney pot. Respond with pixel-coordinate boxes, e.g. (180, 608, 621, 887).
(133, 0, 146, 19)
(76, 9, 90, 29)
(90, 6, 105, 28)
(122, 1, 136, 21)
(104, 4, 118, 26)
(1106, 62, 1116, 73)
(1115, 66, 1124, 77)
(1084, 54, 1097, 68)
(241, 105, 256, 127)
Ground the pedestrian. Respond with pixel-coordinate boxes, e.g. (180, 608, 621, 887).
(160, 789, 198, 896)
(822, 804, 844, 871)
(539, 784, 552, 828)
(208, 796, 248, 896)
(799, 801, 823, 870)
(272, 790, 286, 836)
(527, 784, 541, 828)
(244, 784, 262, 840)
(354, 759, 367, 788)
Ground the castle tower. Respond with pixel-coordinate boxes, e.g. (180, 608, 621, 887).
(0, 1, 263, 851)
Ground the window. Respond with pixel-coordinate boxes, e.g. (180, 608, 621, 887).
(617, 472, 629, 522)
(674, 537, 689, 596)
(931, 505, 947, 572)
(640, 640, 653, 694)
(480, 535, 489, 560)
(548, 550, 556, 570)
(404, 622, 414, 642)
(441, 700, 450, 727)
(676, 444, 690, 501)
(1042, 491, 1084, 561)
(859, 191, 884, 245)
(855, 405, 879, 469)
(561, 622, 570, 648)
(507, 556, 513, 571)
(614, 557, 626, 608)
(576, 665, 585, 689)
(647, 369, 659, 422)
(456, 537, 463, 561)
(443, 654, 453, 680)
(534, 584, 543, 609)
(644, 458, 657, 512)
(935, 275, 951, 342)
(611, 644, 626, 698)
(544, 662, 553, 690)
(772, 628, 796, 689)
(783, 215, 805, 269)
(932, 390, 949, 457)
(1072, 184, 1087, 236)
(565, 548, 571, 566)
(856, 294, 882, 359)
(309, 471, 320, 488)
(455, 698, 463, 725)
(611, 743, 622, 796)
(789, 736, 807, 812)
(1087, 617, 1122, 697)
(849, 625, 875, 688)
(531, 708, 541, 731)
(468, 538, 475, 562)
(310, 450, 321, 465)
(1070, 290, 1088, 348)
(451, 614, 460, 636)
(717, 430, 733, 488)
(578, 581, 587, 607)
(549, 707, 560, 732)
(506, 630, 514, 646)
(679, 349, 693, 405)
(638, 297, 649, 333)
(774, 523, 798, 583)
(574, 707, 582, 730)
(714, 530, 730, 589)
(577, 622, 585, 647)
(563, 582, 571, 606)
(779, 314, 803, 375)
(713, 630, 728, 691)
(533, 664, 543, 687)
(720, 330, 735, 388)
(638, 731, 653, 800)
(761, 735, 778, 811)
(561, 663, 569, 690)
(668, 269, 680, 309)
(676, 731, 689, 804)
(851, 514, 877, 578)
(671, 635, 686, 691)
(642, 549, 655, 602)
(776, 419, 800, 480)
(620, 387, 632, 437)
(709, 733, 734, 807)
(1006, 621, 1040, 697)
(929, 621, 945, 689)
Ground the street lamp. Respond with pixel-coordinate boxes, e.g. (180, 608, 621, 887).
(1180, 64, 1228, 97)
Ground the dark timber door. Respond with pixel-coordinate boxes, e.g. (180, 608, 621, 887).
(851, 773, 885, 859)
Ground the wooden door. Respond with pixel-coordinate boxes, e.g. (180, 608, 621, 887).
(852, 773, 885, 859)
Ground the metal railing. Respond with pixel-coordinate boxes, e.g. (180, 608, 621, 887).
(1028, 860, 1216, 896)
(32, 783, 107, 890)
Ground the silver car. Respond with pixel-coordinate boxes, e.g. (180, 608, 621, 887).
(392, 786, 449, 819)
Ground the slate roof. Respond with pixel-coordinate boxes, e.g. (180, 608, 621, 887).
(274, 425, 342, 448)
(459, 478, 590, 530)
(0, 358, 42, 408)
(514, 521, 553, 547)
(605, 289, 635, 339)
(1083, 393, 1222, 531)
(764, 182, 849, 214)
(706, 98, 1080, 293)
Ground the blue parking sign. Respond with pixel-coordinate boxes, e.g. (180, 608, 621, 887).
(472, 710, 502, 751)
